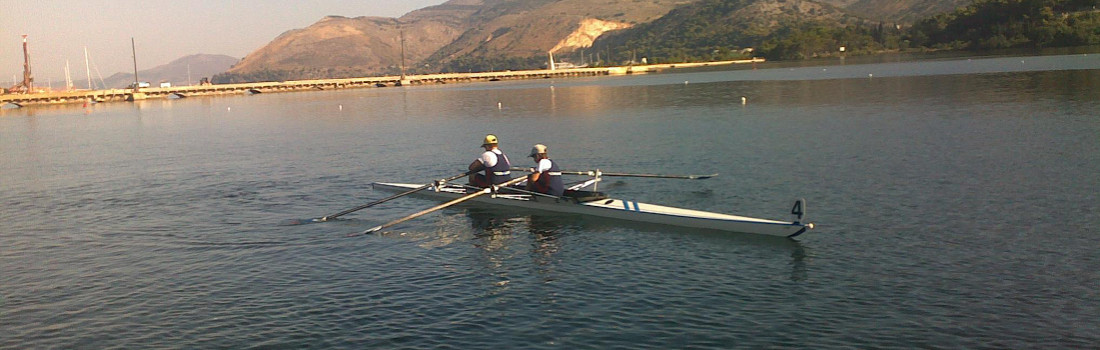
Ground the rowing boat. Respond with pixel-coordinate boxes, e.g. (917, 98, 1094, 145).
(370, 181, 814, 238)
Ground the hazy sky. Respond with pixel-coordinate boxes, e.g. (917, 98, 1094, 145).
(1, 0, 447, 85)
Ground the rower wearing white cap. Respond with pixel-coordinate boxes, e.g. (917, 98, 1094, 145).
(469, 134, 513, 188)
(525, 144, 564, 196)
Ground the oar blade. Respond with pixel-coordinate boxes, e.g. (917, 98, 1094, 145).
(280, 218, 325, 226)
(687, 173, 719, 180)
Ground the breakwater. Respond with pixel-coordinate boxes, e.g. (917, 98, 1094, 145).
(0, 59, 763, 108)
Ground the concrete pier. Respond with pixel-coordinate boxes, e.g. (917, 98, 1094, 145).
(1, 58, 764, 108)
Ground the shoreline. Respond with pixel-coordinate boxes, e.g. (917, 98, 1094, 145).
(1, 58, 764, 109)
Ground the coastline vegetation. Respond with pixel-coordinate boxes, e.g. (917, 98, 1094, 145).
(427, 0, 1100, 73)
(908, 0, 1100, 50)
(596, 0, 1100, 62)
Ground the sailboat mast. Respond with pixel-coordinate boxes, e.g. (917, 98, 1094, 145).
(399, 30, 407, 80)
(65, 60, 73, 90)
(84, 47, 93, 90)
(131, 38, 139, 90)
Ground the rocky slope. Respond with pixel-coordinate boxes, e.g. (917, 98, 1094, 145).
(217, 0, 973, 81)
(217, 0, 700, 81)
(220, 15, 468, 81)
(594, 0, 855, 50)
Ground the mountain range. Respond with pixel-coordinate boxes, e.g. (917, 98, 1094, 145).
(213, 0, 974, 82)
(101, 54, 237, 89)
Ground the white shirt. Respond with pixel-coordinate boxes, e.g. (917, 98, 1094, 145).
(479, 149, 503, 168)
(535, 158, 553, 173)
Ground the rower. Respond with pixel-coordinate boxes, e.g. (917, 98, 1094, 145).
(525, 144, 564, 197)
(469, 134, 513, 188)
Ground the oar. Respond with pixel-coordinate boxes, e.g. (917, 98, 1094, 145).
(359, 176, 528, 234)
(311, 170, 476, 223)
(511, 168, 717, 180)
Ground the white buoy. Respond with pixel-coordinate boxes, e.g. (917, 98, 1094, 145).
(339, 105, 343, 111)
(497, 102, 502, 109)
(227, 107, 231, 111)
(868, 73, 873, 78)
(741, 96, 747, 105)
(684, 81, 689, 85)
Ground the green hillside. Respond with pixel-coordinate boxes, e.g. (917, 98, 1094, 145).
(908, 0, 1100, 49)
(590, 0, 894, 62)
(595, 0, 1100, 61)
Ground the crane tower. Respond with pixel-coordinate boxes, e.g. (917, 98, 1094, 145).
(7, 35, 34, 93)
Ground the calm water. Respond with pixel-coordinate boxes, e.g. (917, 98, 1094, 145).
(2, 53, 1099, 348)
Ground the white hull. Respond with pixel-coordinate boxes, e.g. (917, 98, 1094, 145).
(372, 183, 813, 237)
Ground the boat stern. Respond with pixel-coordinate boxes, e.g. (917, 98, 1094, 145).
(787, 199, 814, 238)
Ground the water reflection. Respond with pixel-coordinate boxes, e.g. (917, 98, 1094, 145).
(789, 241, 810, 282)
(464, 210, 567, 261)
(462, 209, 570, 285)
(526, 215, 565, 267)
(466, 209, 519, 252)
(464, 209, 521, 293)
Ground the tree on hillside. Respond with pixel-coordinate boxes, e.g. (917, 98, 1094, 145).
(908, 0, 1100, 49)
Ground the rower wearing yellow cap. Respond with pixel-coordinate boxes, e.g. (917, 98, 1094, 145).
(468, 134, 513, 188)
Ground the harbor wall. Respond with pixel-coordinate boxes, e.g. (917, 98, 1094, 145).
(1, 59, 763, 108)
